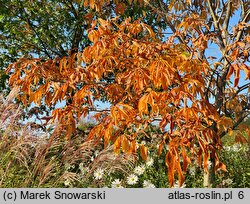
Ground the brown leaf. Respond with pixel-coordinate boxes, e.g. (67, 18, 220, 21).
(165, 151, 175, 187)
(121, 135, 130, 153)
(114, 136, 121, 155)
(140, 144, 148, 161)
(181, 147, 191, 172)
(158, 140, 165, 156)
(215, 162, 227, 172)
(115, 3, 126, 15)
(226, 65, 234, 80)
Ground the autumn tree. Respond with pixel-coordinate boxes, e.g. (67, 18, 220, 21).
(5, 0, 250, 187)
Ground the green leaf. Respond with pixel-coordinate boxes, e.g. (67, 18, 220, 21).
(0, 15, 4, 22)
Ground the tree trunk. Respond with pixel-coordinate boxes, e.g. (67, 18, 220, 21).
(203, 158, 215, 188)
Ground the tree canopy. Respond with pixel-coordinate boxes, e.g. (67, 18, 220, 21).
(0, 0, 166, 91)
(4, 0, 250, 187)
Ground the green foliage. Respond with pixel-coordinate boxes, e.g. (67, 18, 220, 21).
(0, 0, 88, 91)
(0, 0, 86, 59)
(0, 0, 165, 92)
(0, 70, 9, 92)
(214, 145, 250, 188)
(242, 117, 250, 127)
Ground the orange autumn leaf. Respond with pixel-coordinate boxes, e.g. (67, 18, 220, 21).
(121, 135, 130, 153)
(165, 151, 175, 187)
(115, 3, 126, 15)
(140, 144, 148, 161)
(114, 136, 122, 155)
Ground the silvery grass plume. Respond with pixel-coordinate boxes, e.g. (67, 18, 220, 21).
(89, 144, 134, 175)
(0, 88, 24, 133)
(0, 92, 135, 188)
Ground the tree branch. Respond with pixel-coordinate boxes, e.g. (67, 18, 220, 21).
(62, 0, 78, 17)
(223, 82, 250, 105)
(89, 108, 110, 113)
(235, 9, 250, 42)
(223, 0, 232, 35)
(206, 0, 226, 50)
(145, 0, 191, 52)
(219, 110, 250, 138)
(14, 3, 52, 59)
(206, 0, 220, 30)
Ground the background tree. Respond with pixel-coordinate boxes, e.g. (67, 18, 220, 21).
(0, 0, 166, 92)
(5, 0, 250, 187)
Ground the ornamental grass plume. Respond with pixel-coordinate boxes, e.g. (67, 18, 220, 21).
(89, 144, 134, 176)
(0, 93, 92, 187)
(0, 89, 24, 133)
(0, 93, 135, 187)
